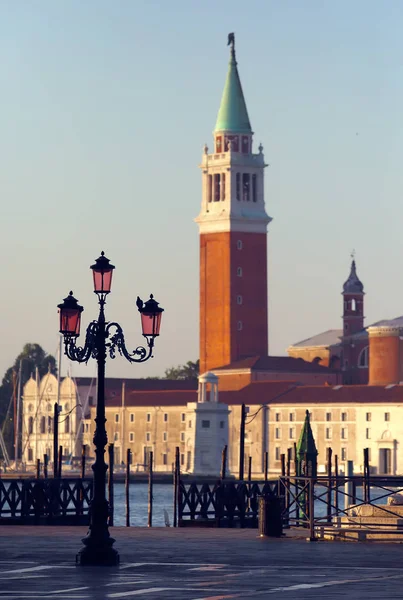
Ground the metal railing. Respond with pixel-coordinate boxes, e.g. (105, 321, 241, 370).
(178, 479, 278, 527)
(0, 478, 93, 524)
(279, 475, 403, 539)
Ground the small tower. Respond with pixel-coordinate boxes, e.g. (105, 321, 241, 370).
(341, 257, 365, 384)
(185, 372, 229, 475)
(342, 258, 364, 337)
(196, 34, 272, 374)
(296, 410, 318, 477)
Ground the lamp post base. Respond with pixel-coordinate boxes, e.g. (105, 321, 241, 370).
(76, 535, 119, 566)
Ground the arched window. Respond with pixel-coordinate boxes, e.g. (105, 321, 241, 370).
(65, 415, 70, 434)
(40, 416, 46, 434)
(48, 416, 53, 433)
(358, 346, 369, 368)
(242, 174, 250, 201)
(351, 298, 357, 311)
(252, 174, 257, 202)
(28, 417, 34, 435)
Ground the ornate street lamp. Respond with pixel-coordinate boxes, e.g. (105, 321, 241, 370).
(57, 252, 163, 566)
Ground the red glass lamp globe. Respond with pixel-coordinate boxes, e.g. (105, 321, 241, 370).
(90, 252, 115, 295)
(58, 292, 84, 337)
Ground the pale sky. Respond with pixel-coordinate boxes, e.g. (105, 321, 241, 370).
(1, 0, 403, 380)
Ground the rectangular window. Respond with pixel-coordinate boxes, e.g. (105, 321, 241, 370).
(214, 174, 221, 201)
(202, 420, 210, 428)
(164, 413, 168, 423)
(221, 173, 225, 200)
(341, 447, 347, 461)
(341, 427, 347, 440)
(180, 432, 185, 442)
(129, 432, 134, 442)
(236, 173, 240, 200)
(341, 412, 347, 422)
(252, 173, 257, 202)
(162, 453, 168, 466)
(326, 412, 331, 422)
(114, 432, 119, 441)
(289, 413, 295, 422)
(146, 413, 151, 423)
(28, 448, 33, 462)
(220, 421, 225, 429)
(366, 428, 371, 440)
(385, 412, 390, 422)
(146, 432, 151, 442)
(115, 413, 119, 423)
(181, 413, 186, 422)
(275, 447, 280, 461)
(366, 412, 371, 422)
(208, 174, 212, 202)
(326, 427, 332, 440)
(188, 420, 192, 428)
(275, 413, 281, 422)
(180, 453, 185, 466)
(275, 427, 281, 440)
(289, 427, 295, 440)
(130, 414, 134, 423)
(163, 432, 168, 442)
(242, 173, 250, 201)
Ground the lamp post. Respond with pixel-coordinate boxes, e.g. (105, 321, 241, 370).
(57, 251, 163, 566)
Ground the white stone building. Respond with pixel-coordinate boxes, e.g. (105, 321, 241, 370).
(22, 373, 82, 467)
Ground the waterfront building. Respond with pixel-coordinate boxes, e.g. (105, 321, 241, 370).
(21, 373, 82, 466)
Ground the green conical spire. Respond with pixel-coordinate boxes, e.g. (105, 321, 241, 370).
(214, 36, 252, 134)
(296, 410, 318, 462)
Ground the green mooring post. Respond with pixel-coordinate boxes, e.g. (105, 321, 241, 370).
(296, 410, 318, 541)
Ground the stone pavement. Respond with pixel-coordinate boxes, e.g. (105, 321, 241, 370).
(1, 527, 403, 599)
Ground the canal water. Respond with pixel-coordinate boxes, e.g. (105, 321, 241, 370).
(113, 483, 173, 527)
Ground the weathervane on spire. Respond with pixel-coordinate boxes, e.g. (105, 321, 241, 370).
(227, 32, 235, 60)
(351, 249, 356, 261)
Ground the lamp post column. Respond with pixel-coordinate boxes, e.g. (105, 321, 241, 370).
(77, 301, 118, 566)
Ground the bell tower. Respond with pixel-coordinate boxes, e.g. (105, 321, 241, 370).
(342, 256, 364, 338)
(341, 255, 365, 383)
(196, 35, 272, 374)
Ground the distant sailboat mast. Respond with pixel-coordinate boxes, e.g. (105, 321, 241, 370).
(15, 360, 22, 467)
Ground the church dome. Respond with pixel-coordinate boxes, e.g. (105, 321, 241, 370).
(343, 260, 364, 294)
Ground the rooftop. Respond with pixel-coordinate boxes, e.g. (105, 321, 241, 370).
(290, 330, 343, 349)
(213, 355, 336, 373)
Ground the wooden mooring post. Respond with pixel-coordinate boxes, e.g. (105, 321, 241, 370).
(326, 447, 332, 523)
(43, 454, 48, 479)
(36, 459, 40, 479)
(108, 443, 114, 527)
(239, 404, 246, 481)
(126, 448, 131, 527)
(58, 445, 62, 479)
(264, 451, 268, 482)
(148, 451, 153, 527)
(173, 446, 180, 527)
(285, 448, 292, 524)
(248, 456, 252, 486)
(220, 445, 227, 481)
(363, 448, 370, 503)
(81, 445, 86, 479)
(294, 442, 299, 526)
(53, 403, 59, 479)
(334, 454, 339, 514)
